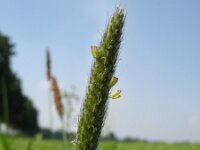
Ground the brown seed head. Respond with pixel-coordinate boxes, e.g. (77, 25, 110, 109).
(51, 76, 63, 118)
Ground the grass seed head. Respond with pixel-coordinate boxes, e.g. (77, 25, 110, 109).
(51, 76, 63, 118)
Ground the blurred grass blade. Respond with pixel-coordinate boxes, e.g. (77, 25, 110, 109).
(0, 134, 11, 150)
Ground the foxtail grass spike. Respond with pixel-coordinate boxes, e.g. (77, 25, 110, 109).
(46, 48, 53, 137)
(51, 76, 63, 118)
(76, 7, 125, 150)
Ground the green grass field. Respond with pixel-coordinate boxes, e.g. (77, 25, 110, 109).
(0, 136, 200, 150)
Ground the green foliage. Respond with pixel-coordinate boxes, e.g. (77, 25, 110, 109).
(25, 139, 34, 150)
(101, 132, 118, 141)
(0, 134, 12, 150)
(76, 7, 125, 150)
(40, 128, 76, 141)
(2, 76, 9, 132)
(0, 32, 39, 135)
(0, 136, 200, 150)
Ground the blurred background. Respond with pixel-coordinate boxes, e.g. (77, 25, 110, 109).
(0, 0, 200, 149)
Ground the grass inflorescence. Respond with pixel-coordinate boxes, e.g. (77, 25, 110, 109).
(76, 7, 125, 150)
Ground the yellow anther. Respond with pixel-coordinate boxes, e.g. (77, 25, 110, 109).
(91, 46, 99, 58)
(110, 89, 121, 99)
(109, 76, 118, 88)
(112, 95, 121, 99)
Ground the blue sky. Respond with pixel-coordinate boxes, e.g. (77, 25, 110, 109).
(0, 0, 200, 142)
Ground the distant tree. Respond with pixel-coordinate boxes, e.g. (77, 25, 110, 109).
(0, 32, 39, 135)
(40, 128, 52, 139)
(101, 132, 118, 141)
(122, 137, 149, 143)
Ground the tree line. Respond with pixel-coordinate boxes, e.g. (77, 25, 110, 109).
(0, 32, 39, 135)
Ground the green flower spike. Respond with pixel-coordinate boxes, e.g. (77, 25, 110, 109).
(76, 7, 125, 150)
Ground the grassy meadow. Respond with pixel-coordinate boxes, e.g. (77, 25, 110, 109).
(0, 135, 200, 150)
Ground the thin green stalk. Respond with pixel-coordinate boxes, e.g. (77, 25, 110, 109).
(2, 76, 9, 132)
(62, 117, 68, 150)
(48, 86, 53, 138)
(76, 7, 125, 150)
